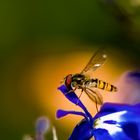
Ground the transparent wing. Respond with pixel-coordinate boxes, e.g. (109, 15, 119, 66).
(83, 87, 103, 105)
(81, 47, 107, 74)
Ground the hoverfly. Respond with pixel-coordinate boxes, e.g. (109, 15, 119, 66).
(63, 48, 117, 111)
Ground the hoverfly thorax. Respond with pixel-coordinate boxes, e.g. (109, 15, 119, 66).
(71, 74, 86, 87)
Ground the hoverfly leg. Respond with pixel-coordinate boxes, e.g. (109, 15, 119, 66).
(78, 88, 83, 99)
(65, 87, 77, 95)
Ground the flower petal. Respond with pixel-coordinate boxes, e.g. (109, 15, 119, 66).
(56, 109, 86, 119)
(69, 119, 94, 140)
(94, 102, 140, 120)
(93, 103, 140, 139)
(58, 85, 83, 108)
(58, 85, 93, 123)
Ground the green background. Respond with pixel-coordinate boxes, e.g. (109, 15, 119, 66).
(1, 0, 140, 139)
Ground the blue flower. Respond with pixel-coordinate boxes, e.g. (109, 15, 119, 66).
(56, 84, 140, 140)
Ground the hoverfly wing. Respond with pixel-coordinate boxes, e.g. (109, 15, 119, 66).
(81, 47, 107, 74)
(83, 87, 103, 105)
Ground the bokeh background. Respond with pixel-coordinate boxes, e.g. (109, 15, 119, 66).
(1, 0, 140, 139)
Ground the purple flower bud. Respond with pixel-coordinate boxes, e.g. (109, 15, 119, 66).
(116, 71, 140, 104)
(35, 117, 50, 135)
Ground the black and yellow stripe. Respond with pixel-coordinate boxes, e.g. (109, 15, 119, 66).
(90, 78, 117, 92)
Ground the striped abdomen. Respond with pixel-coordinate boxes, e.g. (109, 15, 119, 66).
(85, 78, 117, 92)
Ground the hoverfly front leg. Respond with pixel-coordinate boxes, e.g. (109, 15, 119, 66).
(65, 81, 79, 95)
(65, 84, 84, 105)
(65, 87, 77, 95)
(78, 88, 83, 99)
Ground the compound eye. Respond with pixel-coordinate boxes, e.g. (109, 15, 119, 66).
(65, 74, 72, 85)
